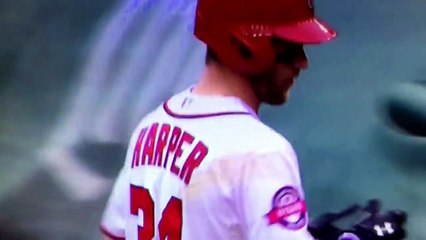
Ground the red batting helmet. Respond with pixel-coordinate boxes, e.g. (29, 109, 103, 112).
(194, 0, 336, 74)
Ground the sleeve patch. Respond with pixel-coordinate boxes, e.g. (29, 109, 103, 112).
(265, 186, 307, 230)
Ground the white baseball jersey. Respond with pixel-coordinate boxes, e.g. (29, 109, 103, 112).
(100, 87, 314, 240)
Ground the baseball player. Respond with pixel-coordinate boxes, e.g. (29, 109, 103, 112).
(100, 0, 336, 239)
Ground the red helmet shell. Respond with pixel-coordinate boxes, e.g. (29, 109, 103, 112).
(194, 0, 336, 74)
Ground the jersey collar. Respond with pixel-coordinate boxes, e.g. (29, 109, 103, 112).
(163, 87, 259, 119)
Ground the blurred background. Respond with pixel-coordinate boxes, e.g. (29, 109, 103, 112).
(0, 0, 425, 239)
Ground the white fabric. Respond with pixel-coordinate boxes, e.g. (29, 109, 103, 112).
(101, 88, 313, 240)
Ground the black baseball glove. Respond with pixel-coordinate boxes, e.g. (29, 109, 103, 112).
(308, 199, 407, 240)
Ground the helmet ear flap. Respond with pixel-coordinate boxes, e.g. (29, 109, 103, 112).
(195, 21, 276, 75)
(231, 30, 276, 74)
(230, 35, 253, 59)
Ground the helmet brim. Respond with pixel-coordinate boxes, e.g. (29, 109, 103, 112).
(273, 18, 336, 44)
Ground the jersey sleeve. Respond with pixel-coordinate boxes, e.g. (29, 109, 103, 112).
(100, 165, 129, 240)
(234, 151, 314, 240)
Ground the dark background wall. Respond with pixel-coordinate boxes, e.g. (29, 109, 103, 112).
(0, 0, 425, 239)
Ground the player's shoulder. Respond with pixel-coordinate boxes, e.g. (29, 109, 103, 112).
(133, 96, 172, 128)
(216, 115, 296, 159)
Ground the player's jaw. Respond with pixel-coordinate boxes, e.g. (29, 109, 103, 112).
(250, 69, 298, 106)
(268, 65, 302, 105)
(266, 40, 308, 104)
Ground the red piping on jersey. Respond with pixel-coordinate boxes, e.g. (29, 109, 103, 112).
(163, 101, 253, 119)
(100, 225, 125, 240)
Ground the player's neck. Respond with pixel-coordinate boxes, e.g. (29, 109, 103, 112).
(191, 62, 260, 114)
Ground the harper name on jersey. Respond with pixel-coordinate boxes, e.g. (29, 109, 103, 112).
(131, 122, 209, 184)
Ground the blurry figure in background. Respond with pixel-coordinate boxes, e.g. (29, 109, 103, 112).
(38, 0, 204, 201)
